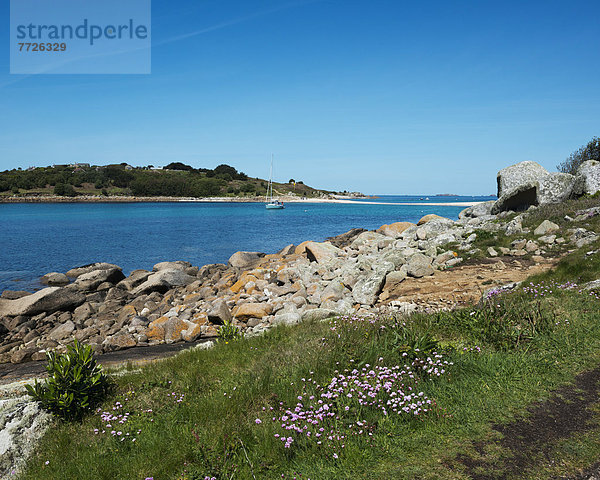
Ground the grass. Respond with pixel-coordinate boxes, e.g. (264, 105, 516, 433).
(18, 198, 600, 480)
(20, 282, 600, 478)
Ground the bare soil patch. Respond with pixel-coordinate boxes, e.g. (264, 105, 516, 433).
(381, 256, 559, 310)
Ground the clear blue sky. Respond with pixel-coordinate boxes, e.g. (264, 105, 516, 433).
(1, 0, 599, 195)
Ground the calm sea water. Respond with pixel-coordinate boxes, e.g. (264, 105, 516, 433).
(0, 196, 492, 293)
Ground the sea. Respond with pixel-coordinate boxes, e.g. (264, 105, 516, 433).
(0, 195, 493, 293)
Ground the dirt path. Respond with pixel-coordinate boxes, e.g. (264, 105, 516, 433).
(444, 366, 600, 480)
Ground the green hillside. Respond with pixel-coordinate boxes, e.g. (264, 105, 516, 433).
(0, 162, 333, 199)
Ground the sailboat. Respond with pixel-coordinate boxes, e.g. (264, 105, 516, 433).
(266, 155, 284, 209)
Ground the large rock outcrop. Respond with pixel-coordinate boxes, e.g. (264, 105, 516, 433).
(66, 263, 121, 278)
(493, 161, 575, 213)
(132, 269, 196, 295)
(537, 172, 575, 204)
(227, 251, 265, 269)
(73, 267, 125, 291)
(492, 182, 539, 214)
(0, 287, 85, 317)
(303, 241, 342, 264)
(497, 161, 549, 198)
(572, 160, 600, 196)
(459, 201, 495, 219)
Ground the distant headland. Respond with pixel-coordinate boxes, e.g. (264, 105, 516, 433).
(0, 162, 367, 202)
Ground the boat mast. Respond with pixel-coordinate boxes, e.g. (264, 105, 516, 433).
(268, 154, 274, 202)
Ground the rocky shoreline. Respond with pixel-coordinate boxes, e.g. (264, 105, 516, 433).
(0, 159, 599, 367)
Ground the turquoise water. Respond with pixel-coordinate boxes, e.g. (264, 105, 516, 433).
(0, 196, 492, 292)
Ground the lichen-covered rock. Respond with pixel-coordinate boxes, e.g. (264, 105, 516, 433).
(301, 308, 337, 322)
(117, 269, 151, 291)
(132, 269, 195, 295)
(227, 251, 264, 268)
(415, 218, 455, 240)
(352, 271, 388, 305)
(103, 333, 137, 351)
(0, 388, 52, 479)
(459, 201, 496, 219)
(48, 320, 75, 341)
(320, 281, 346, 303)
(152, 261, 192, 272)
(350, 231, 387, 249)
(272, 312, 302, 326)
(232, 303, 273, 320)
(303, 241, 343, 263)
(572, 160, 600, 196)
(496, 161, 548, 197)
(534, 220, 559, 236)
(406, 253, 434, 278)
(181, 321, 203, 342)
(144, 315, 194, 343)
(66, 263, 121, 278)
(376, 222, 415, 238)
(73, 267, 125, 292)
(0, 287, 85, 317)
(40, 272, 69, 286)
(207, 299, 232, 324)
(504, 217, 524, 236)
(379, 270, 407, 301)
(417, 214, 448, 226)
(492, 182, 539, 214)
(537, 172, 575, 204)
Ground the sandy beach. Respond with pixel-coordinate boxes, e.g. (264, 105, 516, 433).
(0, 194, 482, 207)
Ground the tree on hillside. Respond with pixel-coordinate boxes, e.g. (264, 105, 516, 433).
(54, 183, 77, 196)
(214, 164, 238, 178)
(104, 165, 134, 188)
(164, 162, 194, 171)
(558, 137, 600, 174)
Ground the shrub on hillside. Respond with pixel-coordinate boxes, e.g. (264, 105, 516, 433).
(54, 183, 77, 196)
(26, 341, 112, 421)
(558, 136, 600, 174)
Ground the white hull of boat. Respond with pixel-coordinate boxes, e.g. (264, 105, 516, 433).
(266, 202, 284, 209)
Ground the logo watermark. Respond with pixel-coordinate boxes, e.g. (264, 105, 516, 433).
(10, 0, 151, 74)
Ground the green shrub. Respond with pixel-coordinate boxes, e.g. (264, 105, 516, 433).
(558, 136, 600, 174)
(217, 319, 242, 342)
(26, 341, 112, 421)
(54, 183, 77, 196)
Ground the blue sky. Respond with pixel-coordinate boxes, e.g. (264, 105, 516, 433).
(1, 0, 599, 195)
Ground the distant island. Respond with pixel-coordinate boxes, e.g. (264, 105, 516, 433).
(0, 162, 363, 201)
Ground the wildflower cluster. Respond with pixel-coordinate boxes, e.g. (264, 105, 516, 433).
(92, 388, 185, 444)
(94, 396, 145, 443)
(462, 345, 482, 353)
(484, 287, 505, 300)
(167, 392, 185, 403)
(522, 280, 577, 298)
(255, 355, 450, 459)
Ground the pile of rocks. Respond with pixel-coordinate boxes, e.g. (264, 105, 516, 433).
(0, 160, 599, 365)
